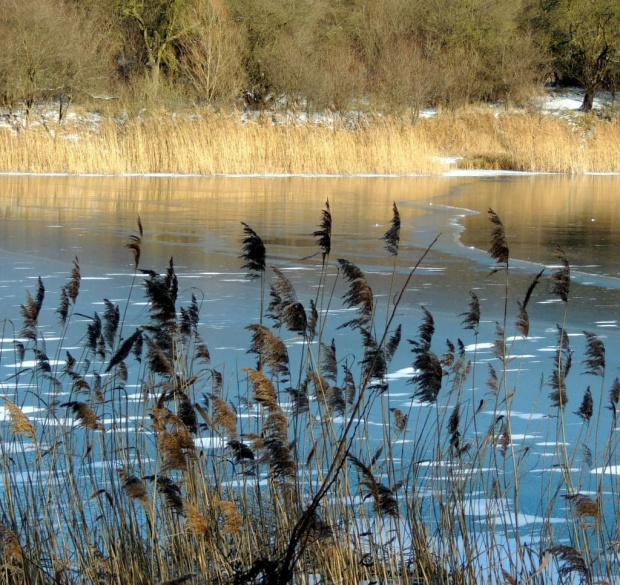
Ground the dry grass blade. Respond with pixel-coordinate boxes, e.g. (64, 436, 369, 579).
(246, 324, 290, 376)
(157, 575, 195, 585)
(550, 246, 570, 303)
(382, 201, 400, 256)
(488, 208, 509, 266)
(61, 401, 103, 430)
(582, 330, 605, 377)
(1, 396, 36, 440)
(240, 222, 266, 279)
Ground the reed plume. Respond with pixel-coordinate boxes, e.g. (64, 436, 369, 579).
(285, 386, 310, 416)
(118, 468, 149, 503)
(385, 324, 402, 362)
(337, 259, 374, 329)
(582, 331, 605, 377)
(227, 440, 255, 463)
(343, 363, 356, 405)
(105, 328, 142, 373)
(549, 326, 572, 409)
(382, 201, 401, 256)
(0, 523, 24, 570)
(488, 208, 509, 267)
(126, 216, 143, 270)
(159, 429, 196, 472)
(143, 476, 184, 514)
(320, 339, 338, 383)
(244, 368, 278, 408)
(176, 391, 198, 434)
(564, 493, 600, 520)
(180, 293, 200, 337)
(102, 298, 120, 349)
(609, 377, 620, 420)
(209, 394, 238, 439)
(267, 267, 307, 334)
(240, 223, 266, 279)
(551, 246, 570, 303)
(360, 328, 387, 391)
(183, 502, 210, 537)
(218, 500, 243, 534)
(461, 291, 481, 331)
(1, 396, 36, 440)
(20, 276, 45, 339)
(246, 324, 290, 376)
(348, 453, 398, 518)
(390, 407, 408, 434)
(516, 269, 544, 337)
(313, 199, 332, 261)
(61, 401, 103, 430)
(575, 387, 593, 423)
(546, 545, 589, 580)
(410, 307, 442, 403)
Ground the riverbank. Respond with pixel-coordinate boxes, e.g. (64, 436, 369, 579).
(1, 91, 619, 175)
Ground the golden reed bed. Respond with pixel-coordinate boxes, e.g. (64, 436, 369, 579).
(1, 109, 619, 175)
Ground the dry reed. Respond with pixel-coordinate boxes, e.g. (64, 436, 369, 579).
(0, 201, 619, 585)
(3, 107, 618, 175)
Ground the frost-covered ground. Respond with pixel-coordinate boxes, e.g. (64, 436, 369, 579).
(0, 86, 616, 135)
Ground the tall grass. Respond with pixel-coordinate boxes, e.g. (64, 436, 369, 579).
(1, 108, 620, 175)
(0, 204, 619, 584)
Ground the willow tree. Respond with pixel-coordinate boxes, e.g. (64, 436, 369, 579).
(544, 0, 620, 111)
(118, 0, 195, 95)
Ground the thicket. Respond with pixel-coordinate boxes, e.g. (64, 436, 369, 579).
(0, 0, 618, 117)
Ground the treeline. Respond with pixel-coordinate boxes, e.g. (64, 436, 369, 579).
(0, 0, 619, 117)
